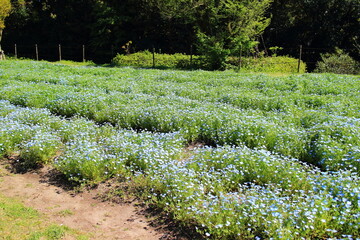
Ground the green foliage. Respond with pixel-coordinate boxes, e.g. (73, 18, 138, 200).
(233, 56, 306, 73)
(196, 32, 230, 70)
(2, 0, 359, 70)
(269, 46, 283, 57)
(315, 49, 359, 75)
(154, 0, 273, 70)
(112, 52, 305, 73)
(267, 0, 360, 59)
(0, 0, 11, 56)
(0, 0, 11, 29)
(112, 51, 200, 69)
(195, 0, 272, 70)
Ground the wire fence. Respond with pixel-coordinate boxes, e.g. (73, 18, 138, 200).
(2, 43, 116, 63)
(2, 43, 358, 72)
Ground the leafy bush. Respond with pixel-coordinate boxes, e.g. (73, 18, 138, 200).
(228, 56, 306, 73)
(112, 51, 305, 73)
(112, 51, 200, 69)
(315, 49, 359, 75)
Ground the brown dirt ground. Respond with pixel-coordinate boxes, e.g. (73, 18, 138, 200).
(0, 159, 190, 240)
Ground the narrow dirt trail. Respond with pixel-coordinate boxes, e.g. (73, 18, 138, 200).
(0, 161, 168, 240)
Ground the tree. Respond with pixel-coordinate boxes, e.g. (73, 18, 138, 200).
(0, 0, 11, 60)
(2, 0, 272, 65)
(265, 0, 360, 69)
(196, 0, 272, 69)
(153, 0, 273, 70)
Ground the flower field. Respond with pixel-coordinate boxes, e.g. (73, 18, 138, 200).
(0, 60, 359, 239)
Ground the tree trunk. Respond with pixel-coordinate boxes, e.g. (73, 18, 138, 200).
(0, 28, 5, 60)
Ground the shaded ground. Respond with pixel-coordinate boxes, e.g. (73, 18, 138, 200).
(0, 159, 189, 240)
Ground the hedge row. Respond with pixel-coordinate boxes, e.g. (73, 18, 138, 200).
(112, 51, 306, 73)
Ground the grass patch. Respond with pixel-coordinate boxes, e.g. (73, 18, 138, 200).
(56, 209, 74, 217)
(53, 60, 96, 67)
(0, 193, 88, 240)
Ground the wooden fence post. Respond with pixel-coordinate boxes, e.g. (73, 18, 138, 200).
(58, 44, 62, 61)
(35, 44, 39, 61)
(152, 47, 155, 68)
(298, 45, 303, 73)
(14, 44, 17, 59)
(239, 45, 242, 70)
(82, 45, 85, 62)
(260, 35, 268, 57)
(190, 45, 193, 68)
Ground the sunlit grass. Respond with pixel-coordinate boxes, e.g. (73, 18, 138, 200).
(0, 193, 89, 240)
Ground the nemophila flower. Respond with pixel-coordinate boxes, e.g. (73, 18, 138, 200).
(20, 130, 62, 165)
(1, 62, 360, 239)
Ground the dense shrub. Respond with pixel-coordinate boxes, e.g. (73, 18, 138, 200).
(235, 56, 306, 73)
(112, 51, 201, 69)
(112, 51, 305, 73)
(315, 49, 359, 75)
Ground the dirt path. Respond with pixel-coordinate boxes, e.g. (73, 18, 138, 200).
(0, 161, 169, 240)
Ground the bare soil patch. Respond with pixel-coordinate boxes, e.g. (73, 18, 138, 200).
(0, 159, 189, 240)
